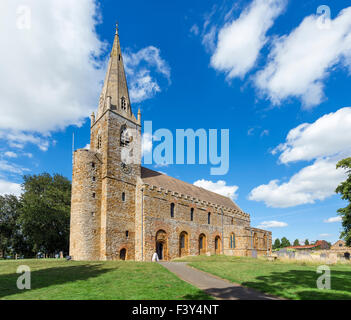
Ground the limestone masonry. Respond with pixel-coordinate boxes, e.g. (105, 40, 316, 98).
(69, 27, 272, 261)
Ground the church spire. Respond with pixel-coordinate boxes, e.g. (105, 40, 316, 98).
(97, 24, 137, 123)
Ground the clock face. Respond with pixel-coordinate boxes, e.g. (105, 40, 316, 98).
(120, 162, 132, 174)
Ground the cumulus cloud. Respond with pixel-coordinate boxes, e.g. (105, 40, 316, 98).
(324, 216, 342, 223)
(249, 107, 351, 208)
(255, 6, 351, 108)
(257, 220, 288, 229)
(273, 108, 351, 164)
(124, 46, 171, 103)
(193, 179, 239, 200)
(249, 159, 346, 208)
(0, 180, 22, 197)
(210, 0, 287, 79)
(0, 1, 106, 136)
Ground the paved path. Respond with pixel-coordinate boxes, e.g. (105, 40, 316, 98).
(160, 262, 281, 300)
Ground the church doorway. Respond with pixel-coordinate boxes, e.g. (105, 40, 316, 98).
(179, 231, 189, 257)
(120, 248, 127, 260)
(215, 236, 221, 255)
(155, 230, 168, 261)
(199, 233, 207, 255)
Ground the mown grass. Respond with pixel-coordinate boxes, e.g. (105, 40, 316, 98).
(176, 255, 351, 300)
(0, 259, 211, 300)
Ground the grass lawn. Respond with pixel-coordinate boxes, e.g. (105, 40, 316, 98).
(176, 255, 351, 300)
(0, 259, 211, 300)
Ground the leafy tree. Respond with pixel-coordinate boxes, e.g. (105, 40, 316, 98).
(293, 239, 300, 246)
(273, 238, 281, 249)
(336, 158, 351, 246)
(280, 237, 291, 248)
(0, 195, 22, 257)
(304, 239, 309, 245)
(19, 173, 71, 255)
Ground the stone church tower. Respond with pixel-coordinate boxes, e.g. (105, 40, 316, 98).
(70, 26, 272, 262)
(70, 26, 141, 260)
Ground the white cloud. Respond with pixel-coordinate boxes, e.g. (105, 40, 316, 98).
(273, 108, 351, 164)
(249, 159, 346, 208)
(4, 151, 17, 158)
(250, 108, 351, 208)
(190, 24, 199, 36)
(324, 216, 342, 223)
(319, 233, 332, 238)
(257, 220, 288, 229)
(0, 131, 51, 151)
(193, 179, 239, 200)
(0, 179, 22, 197)
(210, 0, 286, 79)
(255, 6, 351, 108)
(84, 144, 90, 150)
(0, 0, 106, 144)
(124, 46, 171, 103)
(0, 160, 29, 175)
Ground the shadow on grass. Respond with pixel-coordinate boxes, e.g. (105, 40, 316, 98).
(242, 269, 351, 300)
(0, 263, 112, 299)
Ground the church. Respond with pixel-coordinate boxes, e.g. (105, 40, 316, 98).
(69, 26, 272, 261)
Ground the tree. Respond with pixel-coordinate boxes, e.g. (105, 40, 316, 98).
(304, 239, 309, 245)
(19, 173, 71, 255)
(293, 239, 300, 246)
(273, 238, 281, 249)
(336, 158, 351, 246)
(0, 195, 22, 257)
(280, 237, 291, 248)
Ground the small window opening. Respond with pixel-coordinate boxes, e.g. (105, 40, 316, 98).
(170, 203, 175, 218)
(190, 208, 194, 221)
(122, 192, 126, 202)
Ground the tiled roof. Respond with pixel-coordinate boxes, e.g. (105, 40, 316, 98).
(141, 167, 242, 211)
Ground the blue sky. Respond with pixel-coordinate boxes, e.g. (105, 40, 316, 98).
(1, 0, 351, 244)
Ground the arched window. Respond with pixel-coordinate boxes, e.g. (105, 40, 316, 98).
(180, 234, 185, 249)
(120, 125, 130, 147)
(230, 233, 236, 249)
(121, 96, 127, 110)
(190, 208, 194, 221)
(170, 203, 175, 218)
(122, 192, 126, 202)
(126, 231, 129, 238)
(208, 212, 211, 224)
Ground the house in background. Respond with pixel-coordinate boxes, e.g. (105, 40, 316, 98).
(287, 240, 331, 251)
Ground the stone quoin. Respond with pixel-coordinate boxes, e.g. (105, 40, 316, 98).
(69, 25, 272, 261)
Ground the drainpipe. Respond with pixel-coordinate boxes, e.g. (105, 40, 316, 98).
(141, 187, 144, 261)
(221, 208, 224, 255)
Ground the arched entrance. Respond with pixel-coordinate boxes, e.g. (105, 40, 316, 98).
(156, 230, 168, 260)
(253, 232, 258, 249)
(179, 231, 189, 257)
(344, 252, 350, 260)
(215, 236, 221, 255)
(199, 233, 207, 255)
(119, 248, 127, 260)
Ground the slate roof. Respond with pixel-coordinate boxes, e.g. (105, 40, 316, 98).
(141, 167, 242, 211)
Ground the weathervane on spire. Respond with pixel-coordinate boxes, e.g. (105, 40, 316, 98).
(116, 21, 119, 35)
